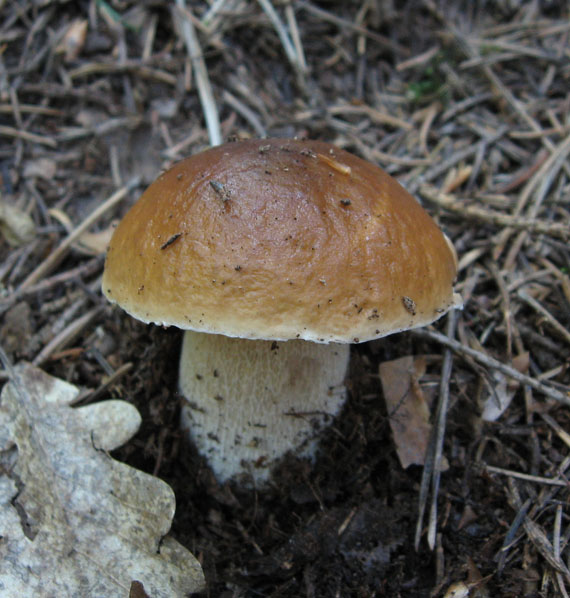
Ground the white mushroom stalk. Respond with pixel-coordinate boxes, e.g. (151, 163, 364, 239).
(179, 332, 349, 483)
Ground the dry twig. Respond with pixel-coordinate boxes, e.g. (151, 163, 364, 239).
(174, 0, 222, 146)
(19, 179, 139, 289)
(412, 329, 570, 407)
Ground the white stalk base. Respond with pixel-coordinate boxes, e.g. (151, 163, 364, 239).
(179, 331, 350, 484)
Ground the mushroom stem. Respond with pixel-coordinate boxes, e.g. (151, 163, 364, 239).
(179, 331, 350, 484)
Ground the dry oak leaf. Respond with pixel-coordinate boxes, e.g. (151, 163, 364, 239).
(0, 363, 204, 598)
(380, 355, 447, 470)
(0, 198, 36, 247)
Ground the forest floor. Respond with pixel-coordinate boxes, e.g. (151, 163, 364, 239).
(0, 1, 569, 597)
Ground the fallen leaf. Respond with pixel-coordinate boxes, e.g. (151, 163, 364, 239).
(0, 197, 36, 247)
(48, 207, 115, 255)
(74, 224, 116, 255)
(56, 19, 88, 62)
(48, 207, 73, 233)
(75, 108, 108, 128)
(443, 581, 470, 598)
(150, 98, 179, 120)
(443, 563, 493, 598)
(0, 302, 33, 356)
(481, 354, 527, 423)
(23, 158, 57, 180)
(442, 165, 473, 193)
(0, 363, 204, 597)
(512, 351, 529, 376)
(379, 356, 432, 469)
(481, 370, 514, 422)
(467, 560, 492, 598)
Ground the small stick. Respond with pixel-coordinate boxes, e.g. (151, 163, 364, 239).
(0, 103, 63, 116)
(497, 498, 531, 573)
(0, 124, 57, 148)
(285, 1, 307, 74)
(556, 574, 570, 598)
(503, 134, 570, 268)
(554, 505, 562, 562)
(507, 134, 570, 221)
(525, 518, 570, 582)
(396, 45, 440, 71)
(419, 102, 439, 156)
(201, 0, 231, 27)
(407, 127, 508, 194)
(423, 0, 567, 167)
(440, 92, 494, 122)
(415, 310, 456, 551)
(506, 479, 570, 583)
(222, 90, 267, 138)
(33, 306, 104, 367)
(71, 362, 134, 406)
(0, 344, 15, 379)
(428, 311, 456, 550)
(257, 0, 305, 82)
(337, 507, 357, 536)
(488, 261, 513, 360)
(554, 506, 570, 598)
(493, 149, 549, 193)
(0, 245, 28, 284)
(162, 128, 203, 160)
(329, 103, 412, 130)
(419, 184, 569, 240)
(510, 127, 568, 140)
(518, 289, 570, 347)
(297, 1, 409, 55)
(367, 149, 430, 168)
(485, 465, 568, 487)
(517, 322, 563, 356)
(174, 0, 222, 147)
(19, 178, 139, 290)
(67, 61, 177, 86)
(411, 328, 570, 407)
(0, 255, 104, 315)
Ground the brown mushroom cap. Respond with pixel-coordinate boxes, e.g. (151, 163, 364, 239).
(102, 138, 460, 343)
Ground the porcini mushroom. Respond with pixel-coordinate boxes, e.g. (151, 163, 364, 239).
(102, 138, 461, 484)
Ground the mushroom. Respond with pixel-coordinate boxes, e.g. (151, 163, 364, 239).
(102, 138, 461, 484)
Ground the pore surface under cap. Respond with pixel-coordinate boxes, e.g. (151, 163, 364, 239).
(102, 138, 460, 343)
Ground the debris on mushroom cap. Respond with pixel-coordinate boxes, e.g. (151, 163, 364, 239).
(102, 138, 461, 343)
